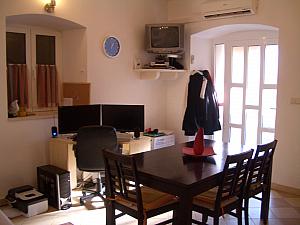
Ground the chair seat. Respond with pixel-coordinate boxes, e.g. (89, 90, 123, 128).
(249, 182, 262, 191)
(193, 188, 239, 211)
(115, 186, 177, 211)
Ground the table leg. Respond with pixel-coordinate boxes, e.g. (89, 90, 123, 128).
(106, 200, 116, 225)
(173, 194, 193, 225)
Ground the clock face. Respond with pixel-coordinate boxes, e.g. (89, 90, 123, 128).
(103, 36, 121, 58)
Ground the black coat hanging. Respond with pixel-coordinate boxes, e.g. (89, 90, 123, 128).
(182, 70, 221, 136)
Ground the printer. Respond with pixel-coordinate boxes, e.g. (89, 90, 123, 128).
(6, 185, 48, 217)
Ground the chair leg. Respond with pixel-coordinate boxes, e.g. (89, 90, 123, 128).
(244, 198, 250, 225)
(213, 216, 219, 225)
(261, 188, 271, 224)
(80, 173, 106, 205)
(202, 214, 208, 223)
(106, 201, 116, 225)
(138, 218, 146, 225)
(237, 206, 243, 225)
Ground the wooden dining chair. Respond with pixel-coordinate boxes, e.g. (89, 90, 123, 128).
(103, 149, 178, 225)
(244, 139, 278, 225)
(192, 149, 254, 225)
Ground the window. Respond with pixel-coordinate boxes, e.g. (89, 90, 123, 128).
(214, 34, 278, 146)
(6, 26, 61, 117)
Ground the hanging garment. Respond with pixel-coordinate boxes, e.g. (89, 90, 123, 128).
(182, 70, 221, 136)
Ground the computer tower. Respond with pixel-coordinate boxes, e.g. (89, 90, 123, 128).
(37, 165, 71, 210)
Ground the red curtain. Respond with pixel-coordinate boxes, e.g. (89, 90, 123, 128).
(36, 64, 58, 108)
(7, 64, 28, 108)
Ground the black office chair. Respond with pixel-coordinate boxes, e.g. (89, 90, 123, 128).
(74, 125, 118, 205)
(244, 139, 278, 225)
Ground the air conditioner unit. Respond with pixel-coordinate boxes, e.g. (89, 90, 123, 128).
(201, 0, 258, 20)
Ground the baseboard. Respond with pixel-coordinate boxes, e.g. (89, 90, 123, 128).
(272, 183, 300, 196)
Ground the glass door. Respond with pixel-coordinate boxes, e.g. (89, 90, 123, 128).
(214, 39, 278, 146)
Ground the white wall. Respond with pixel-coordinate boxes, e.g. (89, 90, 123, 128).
(190, 37, 213, 72)
(0, 0, 168, 197)
(62, 29, 87, 82)
(167, 0, 300, 189)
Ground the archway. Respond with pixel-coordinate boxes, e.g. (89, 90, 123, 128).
(190, 24, 279, 145)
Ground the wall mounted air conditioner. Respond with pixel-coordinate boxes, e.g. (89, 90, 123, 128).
(201, 0, 258, 20)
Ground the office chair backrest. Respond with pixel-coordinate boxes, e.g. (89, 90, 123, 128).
(217, 149, 254, 204)
(246, 140, 278, 189)
(75, 125, 118, 171)
(103, 149, 144, 213)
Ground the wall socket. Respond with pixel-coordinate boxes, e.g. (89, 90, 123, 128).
(290, 97, 300, 104)
(191, 54, 195, 64)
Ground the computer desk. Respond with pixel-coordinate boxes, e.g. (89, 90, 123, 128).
(48, 134, 163, 189)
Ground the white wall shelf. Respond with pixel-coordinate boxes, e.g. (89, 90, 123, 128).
(134, 69, 187, 80)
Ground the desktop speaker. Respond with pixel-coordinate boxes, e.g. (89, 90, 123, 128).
(134, 128, 140, 139)
(51, 126, 58, 138)
(37, 165, 71, 210)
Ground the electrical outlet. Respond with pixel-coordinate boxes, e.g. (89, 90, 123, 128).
(191, 55, 195, 64)
(290, 97, 300, 104)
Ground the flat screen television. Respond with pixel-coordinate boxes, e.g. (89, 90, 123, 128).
(58, 104, 101, 134)
(145, 23, 184, 54)
(101, 104, 144, 133)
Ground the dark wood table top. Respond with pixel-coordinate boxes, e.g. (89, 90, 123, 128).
(131, 139, 250, 225)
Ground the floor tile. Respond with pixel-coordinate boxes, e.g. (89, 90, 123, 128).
(270, 207, 300, 219)
(252, 218, 300, 225)
(294, 207, 300, 213)
(248, 207, 276, 219)
(275, 191, 300, 198)
(270, 190, 283, 198)
(248, 198, 262, 208)
(2, 189, 299, 225)
(285, 198, 300, 207)
(269, 198, 293, 208)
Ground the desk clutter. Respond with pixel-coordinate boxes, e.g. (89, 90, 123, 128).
(143, 128, 165, 137)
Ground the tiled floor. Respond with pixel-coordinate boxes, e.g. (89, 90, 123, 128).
(1, 189, 299, 225)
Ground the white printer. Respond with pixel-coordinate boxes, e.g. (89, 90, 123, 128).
(6, 185, 48, 217)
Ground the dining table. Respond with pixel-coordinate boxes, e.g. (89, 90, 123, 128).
(106, 139, 270, 225)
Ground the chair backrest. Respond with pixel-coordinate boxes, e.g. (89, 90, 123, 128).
(75, 125, 118, 171)
(246, 140, 278, 189)
(103, 149, 144, 213)
(217, 149, 254, 204)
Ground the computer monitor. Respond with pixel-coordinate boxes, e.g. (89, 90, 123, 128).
(58, 104, 101, 134)
(101, 104, 144, 133)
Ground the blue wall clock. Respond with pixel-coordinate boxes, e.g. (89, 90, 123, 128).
(103, 36, 121, 58)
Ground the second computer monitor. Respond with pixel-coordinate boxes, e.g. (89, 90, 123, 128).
(101, 104, 144, 133)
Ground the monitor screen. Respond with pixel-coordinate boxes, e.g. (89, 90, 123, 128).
(145, 23, 184, 54)
(151, 26, 180, 48)
(101, 105, 144, 133)
(58, 104, 101, 134)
